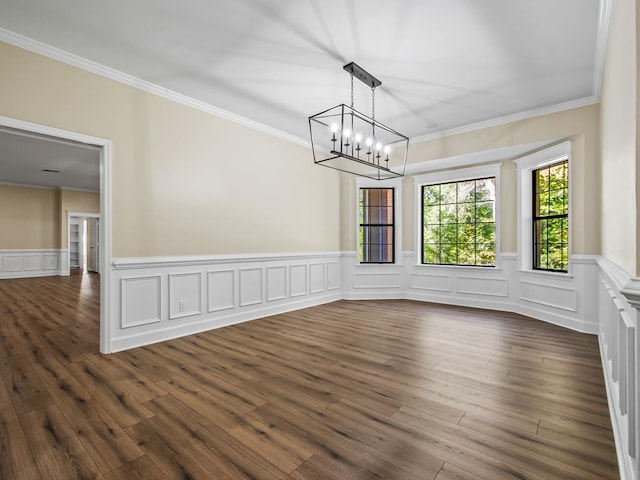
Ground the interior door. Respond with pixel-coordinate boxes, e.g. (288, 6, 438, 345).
(87, 218, 99, 273)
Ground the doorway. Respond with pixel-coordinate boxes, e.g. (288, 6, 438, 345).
(0, 115, 112, 353)
(68, 212, 101, 274)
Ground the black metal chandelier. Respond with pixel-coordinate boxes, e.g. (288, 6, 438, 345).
(308, 62, 408, 180)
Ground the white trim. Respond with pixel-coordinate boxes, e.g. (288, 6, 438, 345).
(0, 17, 609, 149)
(413, 163, 502, 268)
(0, 28, 310, 149)
(0, 249, 66, 279)
(404, 140, 562, 176)
(109, 252, 342, 352)
(513, 141, 571, 273)
(0, 115, 113, 354)
(411, 96, 599, 144)
(112, 251, 344, 270)
(355, 177, 403, 266)
(593, 0, 613, 98)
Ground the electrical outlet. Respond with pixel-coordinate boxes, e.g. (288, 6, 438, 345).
(178, 301, 185, 313)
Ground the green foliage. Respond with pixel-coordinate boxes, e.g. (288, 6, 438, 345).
(422, 178, 496, 266)
(534, 161, 568, 271)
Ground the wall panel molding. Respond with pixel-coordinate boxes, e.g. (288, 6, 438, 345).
(0, 249, 65, 279)
(120, 275, 162, 329)
(207, 270, 235, 312)
(598, 258, 639, 480)
(110, 253, 342, 352)
(290, 264, 308, 297)
(239, 268, 263, 307)
(168, 272, 202, 320)
(267, 266, 287, 302)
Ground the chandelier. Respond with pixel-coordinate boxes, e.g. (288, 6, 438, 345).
(308, 62, 409, 180)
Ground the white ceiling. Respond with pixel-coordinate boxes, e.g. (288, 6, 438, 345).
(0, 127, 100, 191)
(0, 0, 605, 143)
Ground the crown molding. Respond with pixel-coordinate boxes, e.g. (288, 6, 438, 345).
(2, 4, 610, 150)
(410, 96, 599, 145)
(0, 28, 311, 149)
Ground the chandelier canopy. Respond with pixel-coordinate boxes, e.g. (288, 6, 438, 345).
(308, 62, 409, 180)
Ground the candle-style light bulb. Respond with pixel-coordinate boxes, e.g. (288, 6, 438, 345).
(375, 142, 382, 163)
(384, 145, 391, 163)
(365, 138, 372, 161)
(343, 128, 351, 148)
(355, 133, 362, 157)
(330, 123, 338, 150)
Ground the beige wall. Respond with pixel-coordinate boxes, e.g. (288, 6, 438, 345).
(61, 189, 100, 247)
(341, 104, 600, 256)
(0, 42, 340, 258)
(0, 184, 60, 249)
(600, 0, 637, 276)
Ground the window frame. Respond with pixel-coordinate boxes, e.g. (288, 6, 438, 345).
(532, 160, 569, 273)
(414, 163, 502, 268)
(355, 177, 403, 265)
(513, 141, 572, 275)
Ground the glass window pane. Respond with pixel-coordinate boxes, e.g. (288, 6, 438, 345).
(423, 205, 440, 225)
(457, 180, 475, 204)
(458, 244, 475, 265)
(441, 183, 457, 204)
(549, 188, 567, 215)
(359, 188, 394, 263)
(477, 244, 496, 266)
(420, 177, 495, 267)
(423, 224, 440, 244)
(457, 202, 474, 224)
(441, 203, 456, 223)
(475, 178, 496, 202)
(423, 185, 440, 205)
(441, 224, 457, 244)
(476, 202, 494, 223)
(441, 244, 457, 264)
(423, 244, 440, 264)
(532, 161, 568, 272)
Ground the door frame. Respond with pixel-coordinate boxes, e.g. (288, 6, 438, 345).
(0, 115, 113, 354)
(67, 211, 101, 273)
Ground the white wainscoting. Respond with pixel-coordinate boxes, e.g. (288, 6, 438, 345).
(598, 257, 639, 480)
(343, 252, 599, 334)
(0, 249, 66, 279)
(110, 252, 342, 352)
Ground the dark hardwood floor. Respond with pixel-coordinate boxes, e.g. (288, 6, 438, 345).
(0, 273, 618, 479)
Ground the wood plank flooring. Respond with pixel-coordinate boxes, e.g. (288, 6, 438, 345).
(0, 273, 619, 479)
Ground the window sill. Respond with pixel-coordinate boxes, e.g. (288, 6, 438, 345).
(517, 268, 573, 279)
(356, 262, 403, 268)
(414, 263, 502, 272)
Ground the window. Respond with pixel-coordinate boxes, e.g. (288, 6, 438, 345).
(514, 141, 571, 273)
(533, 160, 568, 272)
(422, 177, 496, 266)
(359, 187, 395, 263)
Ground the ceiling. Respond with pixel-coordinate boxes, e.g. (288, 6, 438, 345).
(0, 0, 605, 144)
(0, 127, 100, 191)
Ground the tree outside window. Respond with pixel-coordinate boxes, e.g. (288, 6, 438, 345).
(422, 177, 496, 266)
(533, 160, 568, 272)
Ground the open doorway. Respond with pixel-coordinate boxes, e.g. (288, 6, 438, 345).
(68, 213, 100, 274)
(0, 116, 112, 353)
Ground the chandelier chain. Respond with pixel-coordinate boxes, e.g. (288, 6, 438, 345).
(371, 86, 376, 123)
(350, 73, 354, 110)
